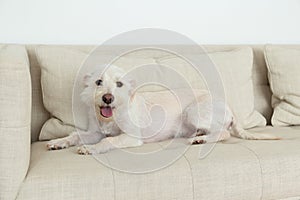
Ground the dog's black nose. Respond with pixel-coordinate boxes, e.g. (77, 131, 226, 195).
(102, 93, 114, 104)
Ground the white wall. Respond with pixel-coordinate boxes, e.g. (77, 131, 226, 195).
(0, 0, 299, 44)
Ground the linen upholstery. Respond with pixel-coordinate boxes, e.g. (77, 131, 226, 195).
(0, 45, 31, 200)
(17, 126, 300, 200)
(1, 44, 300, 199)
(265, 45, 300, 126)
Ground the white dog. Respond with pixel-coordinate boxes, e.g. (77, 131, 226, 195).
(47, 65, 278, 154)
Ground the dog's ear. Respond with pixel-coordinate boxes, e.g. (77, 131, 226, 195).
(83, 73, 92, 87)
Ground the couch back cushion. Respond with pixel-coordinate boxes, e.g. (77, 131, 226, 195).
(26, 45, 272, 142)
(265, 45, 300, 126)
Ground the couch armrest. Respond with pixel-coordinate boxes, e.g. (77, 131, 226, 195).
(0, 45, 31, 200)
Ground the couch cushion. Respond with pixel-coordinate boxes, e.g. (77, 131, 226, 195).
(18, 127, 300, 200)
(26, 45, 95, 142)
(17, 141, 258, 200)
(265, 45, 300, 126)
(157, 47, 266, 129)
(36, 46, 93, 140)
(240, 126, 300, 199)
(203, 45, 273, 124)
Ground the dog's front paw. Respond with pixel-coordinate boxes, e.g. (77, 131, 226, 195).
(77, 145, 96, 155)
(188, 136, 207, 145)
(47, 139, 70, 150)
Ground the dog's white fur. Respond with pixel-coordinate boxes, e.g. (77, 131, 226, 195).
(47, 65, 278, 154)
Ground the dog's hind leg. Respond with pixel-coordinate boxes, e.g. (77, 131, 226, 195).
(183, 98, 233, 145)
(188, 129, 231, 145)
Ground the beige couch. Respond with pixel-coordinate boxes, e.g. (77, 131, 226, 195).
(1, 44, 300, 200)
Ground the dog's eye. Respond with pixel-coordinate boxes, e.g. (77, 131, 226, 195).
(116, 81, 123, 87)
(95, 79, 102, 86)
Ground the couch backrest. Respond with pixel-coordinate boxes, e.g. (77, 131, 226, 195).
(25, 45, 272, 142)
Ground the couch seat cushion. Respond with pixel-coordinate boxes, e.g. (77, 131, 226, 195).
(17, 127, 300, 200)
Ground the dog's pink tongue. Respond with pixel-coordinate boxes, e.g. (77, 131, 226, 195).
(100, 106, 113, 118)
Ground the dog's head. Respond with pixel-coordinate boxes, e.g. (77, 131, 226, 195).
(81, 65, 135, 122)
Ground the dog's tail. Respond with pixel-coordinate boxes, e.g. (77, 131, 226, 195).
(230, 118, 280, 140)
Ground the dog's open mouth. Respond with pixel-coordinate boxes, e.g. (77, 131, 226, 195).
(100, 106, 114, 118)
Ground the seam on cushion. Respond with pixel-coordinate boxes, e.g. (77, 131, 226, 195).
(183, 154, 195, 200)
(237, 143, 264, 200)
(103, 154, 117, 200)
(156, 141, 194, 200)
